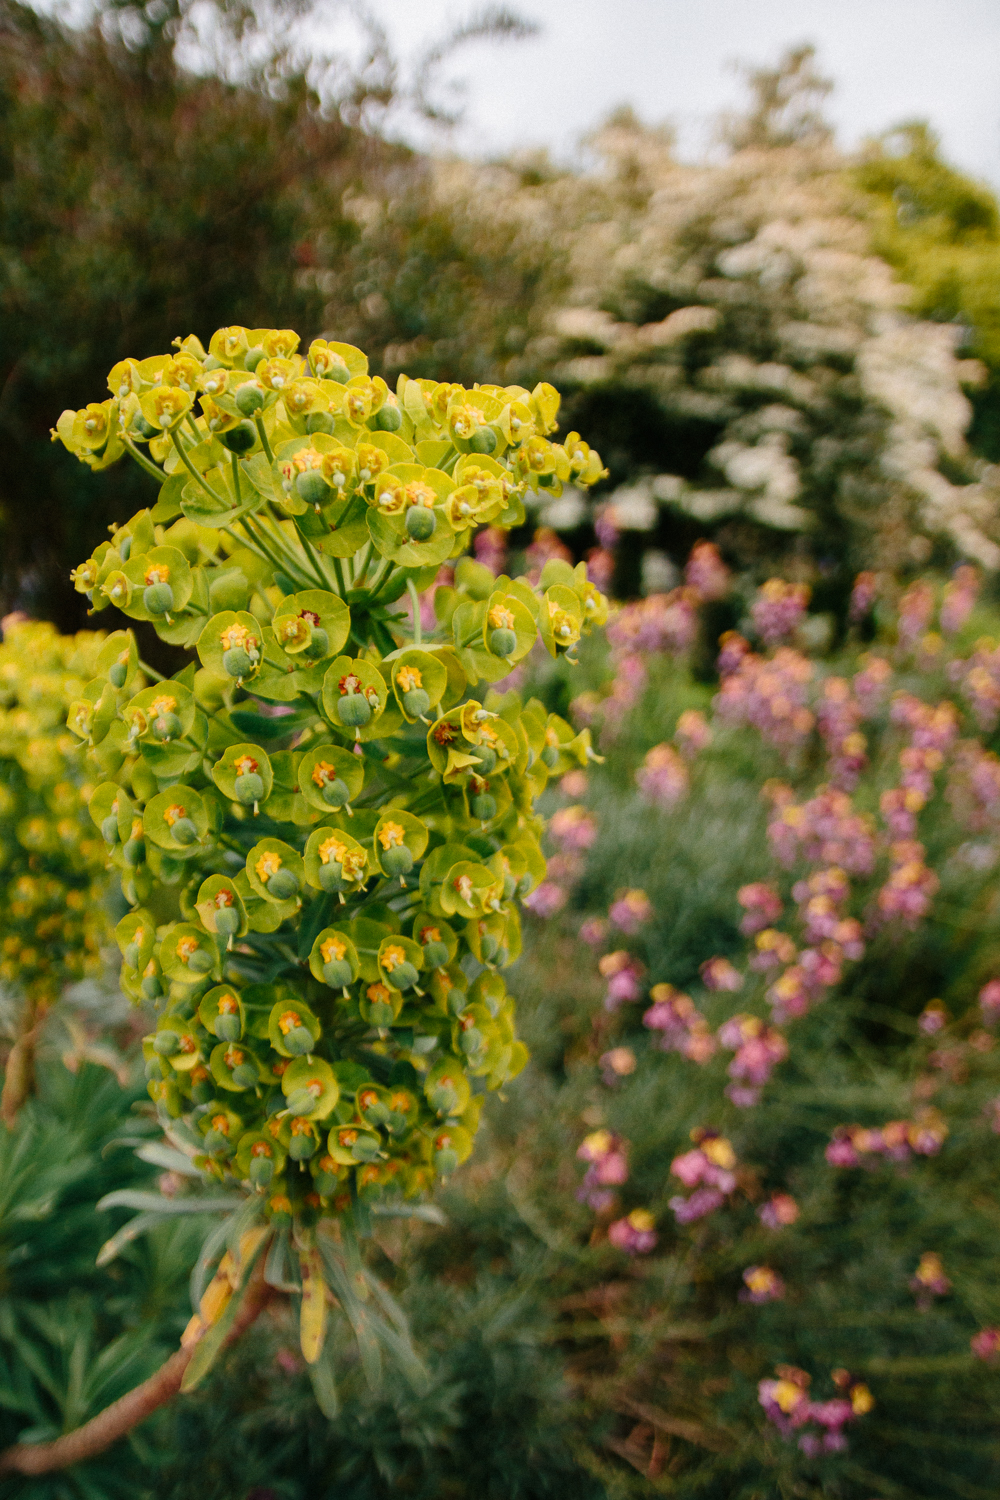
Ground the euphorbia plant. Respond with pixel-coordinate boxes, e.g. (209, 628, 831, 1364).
(2, 326, 608, 1474)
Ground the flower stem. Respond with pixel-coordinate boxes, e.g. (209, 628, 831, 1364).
(122, 436, 165, 483)
(408, 579, 423, 645)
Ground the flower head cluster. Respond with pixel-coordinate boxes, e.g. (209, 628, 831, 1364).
(715, 647, 815, 755)
(669, 1129, 737, 1223)
(58, 327, 611, 1279)
(684, 541, 730, 602)
(717, 1014, 789, 1107)
(875, 840, 939, 927)
(909, 1251, 950, 1309)
(0, 620, 110, 1006)
(759, 1366, 873, 1454)
(576, 1128, 629, 1211)
(751, 578, 811, 646)
(606, 588, 700, 658)
(825, 1109, 948, 1167)
(643, 983, 715, 1063)
(767, 786, 876, 876)
(816, 677, 867, 789)
(940, 565, 979, 635)
(635, 742, 689, 806)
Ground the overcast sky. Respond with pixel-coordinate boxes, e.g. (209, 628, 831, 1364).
(370, 0, 1000, 186)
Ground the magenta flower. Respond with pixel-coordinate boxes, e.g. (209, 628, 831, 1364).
(758, 1193, 799, 1230)
(607, 1208, 657, 1254)
(609, 888, 653, 933)
(751, 578, 810, 646)
(738, 882, 783, 936)
(636, 743, 689, 806)
(980, 980, 1000, 1024)
(685, 539, 730, 602)
(523, 881, 567, 919)
(669, 1186, 725, 1223)
(700, 956, 743, 992)
(971, 1327, 1000, 1360)
(740, 1265, 785, 1303)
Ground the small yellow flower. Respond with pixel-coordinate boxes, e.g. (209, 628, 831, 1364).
(320, 935, 346, 963)
(255, 850, 283, 882)
(381, 944, 407, 973)
(397, 666, 423, 692)
(377, 821, 406, 850)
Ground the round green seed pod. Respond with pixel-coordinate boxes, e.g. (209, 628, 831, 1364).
(141, 972, 163, 1001)
(317, 860, 346, 894)
(124, 940, 141, 970)
(422, 940, 449, 969)
(222, 646, 254, 679)
(435, 1145, 459, 1175)
(235, 382, 264, 415)
(489, 627, 517, 657)
(323, 959, 353, 988)
(337, 693, 371, 728)
(143, 581, 175, 617)
(159, 855, 184, 883)
(118, 535, 132, 562)
(388, 960, 419, 991)
(321, 778, 350, 808)
(191, 1077, 214, 1104)
(285, 1088, 317, 1117)
(479, 933, 500, 964)
(151, 712, 183, 741)
(132, 414, 159, 440)
(123, 836, 145, 868)
(214, 1011, 241, 1042)
(288, 1132, 317, 1161)
(541, 744, 559, 768)
(153, 1031, 179, 1056)
(405, 506, 436, 541)
(221, 420, 257, 454)
(374, 400, 402, 431)
(303, 627, 329, 659)
(187, 948, 214, 976)
(471, 791, 497, 822)
(249, 1155, 275, 1188)
(108, 659, 128, 690)
(267, 867, 299, 901)
(402, 687, 430, 719)
(101, 814, 120, 845)
(169, 817, 198, 847)
(283, 1026, 313, 1056)
(313, 1166, 338, 1195)
(144, 1057, 164, 1081)
(447, 989, 466, 1017)
(214, 905, 241, 939)
(234, 771, 265, 806)
(203, 1128, 228, 1153)
(231, 1062, 259, 1088)
(468, 426, 497, 454)
(368, 999, 394, 1028)
(295, 469, 329, 506)
(380, 843, 413, 878)
(474, 746, 497, 774)
(244, 347, 266, 372)
(305, 411, 335, 435)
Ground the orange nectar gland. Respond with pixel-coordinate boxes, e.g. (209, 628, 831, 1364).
(320, 934, 346, 964)
(396, 665, 422, 692)
(378, 821, 406, 850)
(358, 1087, 380, 1112)
(405, 480, 435, 509)
(381, 944, 407, 973)
(489, 604, 516, 631)
(278, 1009, 303, 1035)
(218, 991, 238, 1015)
(255, 850, 282, 882)
(234, 754, 258, 777)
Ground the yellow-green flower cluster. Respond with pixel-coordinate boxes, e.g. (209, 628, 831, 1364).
(0, 621, 110, 1004)
(57, 326, 608, 1233)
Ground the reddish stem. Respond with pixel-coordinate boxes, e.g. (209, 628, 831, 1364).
(0, 1272, 274, 1476)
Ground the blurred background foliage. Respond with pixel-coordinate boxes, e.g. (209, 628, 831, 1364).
(5, 4, 1000, 1495)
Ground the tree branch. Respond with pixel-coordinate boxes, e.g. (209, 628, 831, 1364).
(0, 1263, 274, 1475)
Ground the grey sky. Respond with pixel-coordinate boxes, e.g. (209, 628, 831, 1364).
(373, 0, 1000, 186)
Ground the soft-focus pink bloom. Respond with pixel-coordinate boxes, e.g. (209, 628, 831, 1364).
(751, 578, 811, 646)
(473, 525, 507, 577)
(669, 1186, 725, 1223)
(523, 881, 567, 918)
(718, 1015, 789, 1097)
(593, 505, 619, 550)
(636, 743, 689, 806)
(674, 708, 713, 756)
(715, 646, 815, 756)
(579, 916, 609, 948)
(609, 888, 653, 933)
(608, 1207, 658, 1254)
(972, 1327, 1000, 1360)
(585, 547, 615, 592)
(549, 804, 598, 852)
(918, 1001, 948, 1035)
(701, 956, 743, 992)
(738, 883, 783, 935)
(717, 631, 751, 677)
(561, 769, 589, 799)
(740, 1265, 785, 1303)
(825, 1135, 861, 1168)
(897, 580, 935, 651)
(758, 1193, 799, 1230)
(599, 950, 646, 1011)
(980, 980, 1000, 1024)
(576, 1129, 629, 1209)
(910, 1251, 950, 1308)
(607, 589, 700, 658)
(685, 540, 730, 602)
(525, 527, 572, 584)
(643, 985, 715, 1062)
(849, 570, 878, 623)
(853, 653, 893, 717)
(599, 1047, 636, 1086)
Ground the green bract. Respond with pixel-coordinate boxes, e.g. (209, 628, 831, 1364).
(59, 325, 608, 1378)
